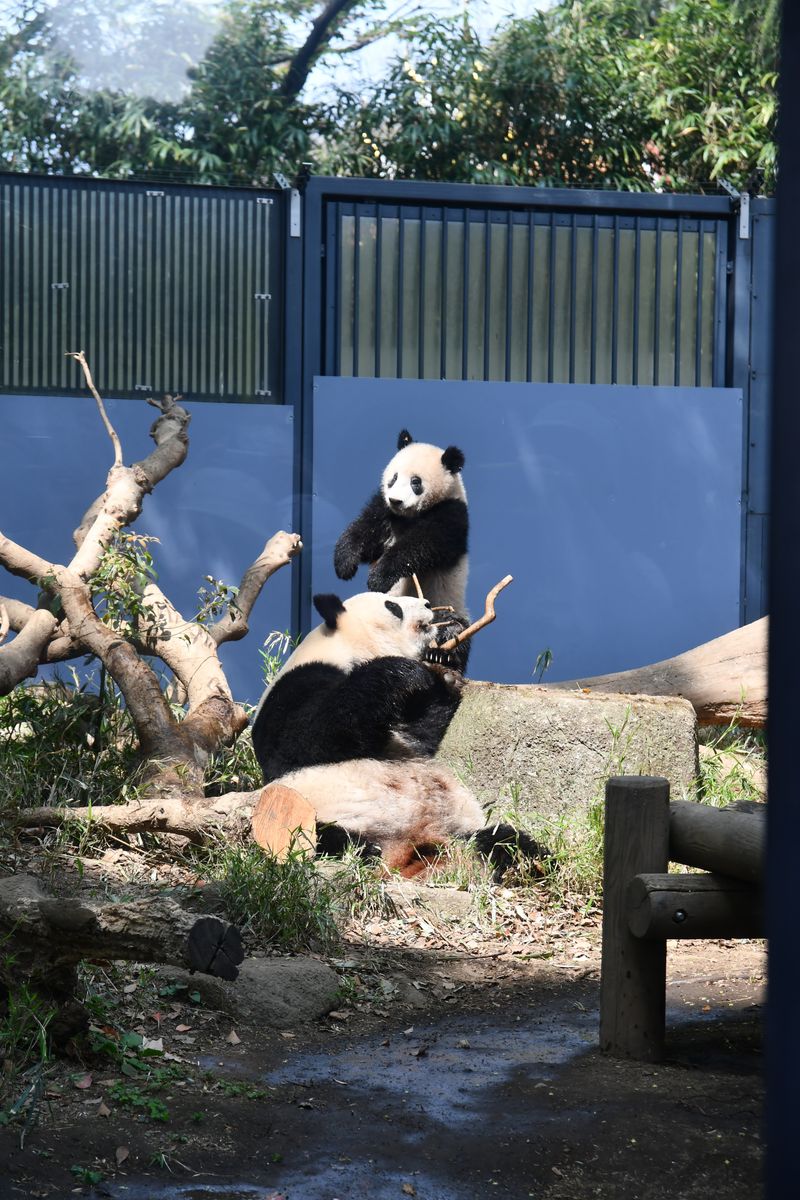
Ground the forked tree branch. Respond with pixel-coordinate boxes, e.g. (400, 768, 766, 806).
(433, 575, 514, 652)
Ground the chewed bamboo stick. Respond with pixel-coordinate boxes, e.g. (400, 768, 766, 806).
(431, 575, 514, 652)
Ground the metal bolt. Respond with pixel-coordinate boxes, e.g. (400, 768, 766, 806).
(672, 909, 687, 924)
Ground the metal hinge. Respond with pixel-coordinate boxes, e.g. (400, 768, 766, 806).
(255, 387, 272, 397)
(133, 383, 152, 391)
(256, 197, 274, 206)
(146, 190, 165, 198)
(254, 292, 271, 301)
(720, 180, 751, 240)
(50, 281, 69, 290)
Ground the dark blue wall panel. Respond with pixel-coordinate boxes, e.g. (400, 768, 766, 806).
(0, 395, 294, 705)
(310, 378, 743, 685)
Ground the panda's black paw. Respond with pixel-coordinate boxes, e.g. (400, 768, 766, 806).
(473, 824, 550, 882)
(423, 660, 466, 694)
(333, 542, 360, 581)
(366, 565, 396, 592)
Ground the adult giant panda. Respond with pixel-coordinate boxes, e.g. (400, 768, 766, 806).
(333, 430, 470, 667)
(251, 591, 544, 878)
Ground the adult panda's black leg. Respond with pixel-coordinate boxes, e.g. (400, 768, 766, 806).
(471, 824, 549, 882)
(316, 823, 382, 862)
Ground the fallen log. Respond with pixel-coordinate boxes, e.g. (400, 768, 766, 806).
(0, 873, 244, 1003)
(548, 617, 767, 728)
(15, 791, 260, 842)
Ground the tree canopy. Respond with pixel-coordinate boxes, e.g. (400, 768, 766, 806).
(0, 0, 779, 192)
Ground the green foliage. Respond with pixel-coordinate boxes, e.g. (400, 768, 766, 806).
(0, 980, 54, 1085)
(109, 1080, 170, 1121)
(70, 1165, 104, 1185)
(0, 0, 376, 183)
(91, 531, 159, 634)
(0, 672, 139, 813)
(329, 0, 778, 193)
(0, 0, 775, 192)
(201, 838, 340, 951)
(259, 629, 299, 687)
(195, 575, 239, 626)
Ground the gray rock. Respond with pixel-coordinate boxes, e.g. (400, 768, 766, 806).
(438, 681, 698, 822)
(233, 957, 340, 1027)
(155, 956, 341, 1028)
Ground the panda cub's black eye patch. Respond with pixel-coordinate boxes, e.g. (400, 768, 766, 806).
(410, 476, 423, 495)
(384, 600, 404, 620)
(387, 473, 397, 488)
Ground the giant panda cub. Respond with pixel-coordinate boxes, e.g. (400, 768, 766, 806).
(251, 591, 544, 879)
(333, 430, 471, 669)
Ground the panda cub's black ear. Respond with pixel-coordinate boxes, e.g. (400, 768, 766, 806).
(397, 429, 413, 450)
(313, 593, 346, 630)
(441, 445, 465, 474)
(384, 600, 404, 620)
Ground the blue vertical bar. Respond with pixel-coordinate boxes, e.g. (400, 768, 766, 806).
(590, 214, 598, 384)
(695, 221, 704, 386)
(712, 220, 728, 388)
(418, 207, 427, 378)
(618, 213, 623, 384)
(547, 211, 556, 382)
(397, 209, 405, 378)
(324, 199, 340, 375)
(461, 209, 470, 380)
(767, 5, 800, 1191)
(483, 211, 492, 380)
(632, 217, 640, 386)
(293, 178, 324, 638)
(674, 216, 683, 387)
(440, 208, 448, 379)
(569, 213, 577, 383)
(352, 209, 361, 377)
(653, 222, 662, 385)
(374, 204, 383, 378)
(504, 211, 513, 382)
(526, 211, 535, 382)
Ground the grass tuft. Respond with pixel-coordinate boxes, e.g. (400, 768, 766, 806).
(200, 838, 340, 952)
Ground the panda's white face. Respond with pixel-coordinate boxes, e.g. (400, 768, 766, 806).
(278, 592, 435, 676)
(381, 441, 466, 517)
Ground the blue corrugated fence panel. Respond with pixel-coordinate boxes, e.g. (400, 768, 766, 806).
(310, 378, 743, 686)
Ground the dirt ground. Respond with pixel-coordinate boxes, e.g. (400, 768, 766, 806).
(0, 855, 765, 1200)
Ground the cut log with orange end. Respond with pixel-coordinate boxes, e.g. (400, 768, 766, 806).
(251, 784, 317, 860)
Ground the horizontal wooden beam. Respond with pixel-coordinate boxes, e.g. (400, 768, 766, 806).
(627, 872, 764, 941)
(669, 801, 765, 883)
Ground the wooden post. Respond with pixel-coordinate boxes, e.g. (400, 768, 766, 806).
(600, 776, 670, 1061)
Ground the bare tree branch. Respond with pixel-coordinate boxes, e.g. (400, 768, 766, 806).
(210, 530, 302, 645)
(72, 394, 190, 557)
(66, 350, 123, 468)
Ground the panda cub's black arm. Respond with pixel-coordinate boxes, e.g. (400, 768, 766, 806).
(367, 499, 468, 593)
(334, 492, 391, 581)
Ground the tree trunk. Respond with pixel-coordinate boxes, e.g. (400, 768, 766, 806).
(0, 874, 244, 995)
(547, 617, 767, 728)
